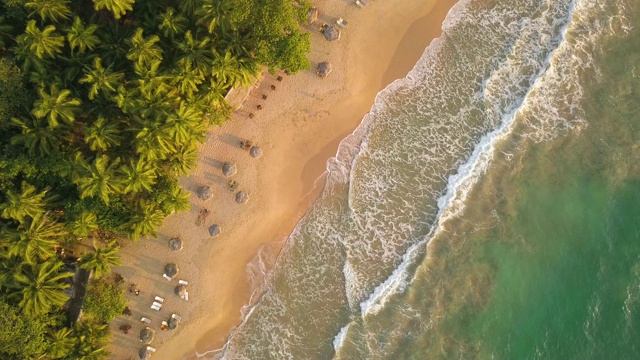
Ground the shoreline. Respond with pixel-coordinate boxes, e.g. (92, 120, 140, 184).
(109, 0, 458, 359)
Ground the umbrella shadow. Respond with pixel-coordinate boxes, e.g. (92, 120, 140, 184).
(201, 156, 225, 170)
(218, 132, 245, 149)
(203, 171, 231, 188)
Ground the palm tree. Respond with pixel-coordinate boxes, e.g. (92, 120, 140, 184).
(133, 119, 176, 161)
(80, 57, 124, 100)
(48, 327, 76, 359)
(84, 116, 121, 152)
(92, 0, 135, 20)
(198, 0, 234, 35)
(176, 30, 213, 77)
(128, 201, 165, 240)
(2, 213, 67, 265)
(158, 7, 187, 39)
(178, 0, 202, 15)
(211, 49, 254, 89)
(17, 20, 65, 59)
(71, 322, 110, 359)
(166, 142, 198, 177)
(72, 153, 124, 204)
(80, 240, 121, 279)
(120, 157, 157, 194)
(165, 101, 205, 144)
(10, 115, 63, 155)
(66, 16, 100, 54)
(12, 36, 50, 74)
(0, 255, 25, 289)
(126, 28, 163, 67)
(1, 182, 47, 223)
(11, 259, 73, 316)
(32, 84, 81, 128)
(173, 59, 204, 99)
(158, 182, 191, 214)
(69, 212, 99, 237)
(25, 0, 72, 23)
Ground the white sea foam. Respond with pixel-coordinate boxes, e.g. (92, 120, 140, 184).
(332, 322, 352, 353)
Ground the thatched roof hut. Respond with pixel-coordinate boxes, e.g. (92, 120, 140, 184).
(323, 25, 340, 41)
(249, 146, 263, 159)
(164, 263, 178, 277)
(317, 62, 332, 78)
(235, 191, 249, 204)
(140, 327, 155, 344)
(222, 162, 237, 177)
(197, 186, 213, 200)
(208, 224, 221, 237)
(175, 284, 187, 297)
(307, 8, 319, 24)
(168, 238, 183, 251)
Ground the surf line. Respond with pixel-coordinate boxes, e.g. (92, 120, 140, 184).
(356, 0, 579, 319)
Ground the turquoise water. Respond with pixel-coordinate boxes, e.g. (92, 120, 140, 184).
(217, 0, 640, 359)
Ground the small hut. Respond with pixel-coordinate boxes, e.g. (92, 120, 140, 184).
(168, 238, 183, 251)
(316, 62, 332, 78)
(222, 162, 237, 177)
(139, 348, 152, 359)
(164, 263, 178, 278)
(307, 8, 319, 24)
(235, 191, 249, 204)
(323, 25, 341, 41)
(140, 327, 155, 344)
(197, 186, 213, 200)
(249, 146, 263, 159)
(175, 284, 187, 297)
(208, 224, 221, 237)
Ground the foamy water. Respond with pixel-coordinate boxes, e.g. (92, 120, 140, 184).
(217, 0, 632, 359)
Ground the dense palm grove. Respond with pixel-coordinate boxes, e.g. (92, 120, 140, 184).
(0, 0, 311, 357)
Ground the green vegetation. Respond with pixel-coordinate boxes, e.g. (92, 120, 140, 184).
(0, 0, 312, 357)
(83, 275, 127, 323)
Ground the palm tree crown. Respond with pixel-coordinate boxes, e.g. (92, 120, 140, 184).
(18, 20, 65, 59)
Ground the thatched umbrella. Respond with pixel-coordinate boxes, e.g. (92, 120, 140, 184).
(164, 263, 178, 278)
(317, 62, 332, 78)
(235, 191, 249, 204)
(139, 348, 152, 359)
(168, 238, 183, 251)
(307, 8, 318, 24)
(208, 224, 221, 237)
(168, 317, 179, 330)
(222, 162, 237, 177)
(197, 186, 213, 200)
(140, 327, 155, 344)
(249, 146, 263, 159)
(175, 284, 187, 297)
(323, 25, 340, 41)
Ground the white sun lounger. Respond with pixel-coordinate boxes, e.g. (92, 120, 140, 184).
(171, 313, 182, 321)
(151, 302, 162, 311)
(146, 346, 157, 352)
(182, 292, 189, 301)
(163, 274, 172, 281)
(336, 18, 348, 27)
(178, 279, 189, 285)
(141, 317, 151, 324)
(355, 0, 365, 8)
(154, 296, 165, 303)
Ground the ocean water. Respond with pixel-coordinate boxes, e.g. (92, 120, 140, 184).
(217, 0, 640, 359)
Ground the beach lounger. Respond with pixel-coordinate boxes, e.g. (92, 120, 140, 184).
(171, 313, 182, 321)
(178, 279, 189, 285)
(151, 302, 162, 311)
(163, 274, 172, 281)
(183, 292, 189, 301)
(336, 18, 348, 27)
(355, 0, 365, 8)
(141, 317, 151, 324)
(146, 346, 157, 352)
(154, 296, 165, 303)
(161, 321, 169, 330)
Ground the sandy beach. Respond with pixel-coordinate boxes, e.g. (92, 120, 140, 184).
(109, 0, 457, 358)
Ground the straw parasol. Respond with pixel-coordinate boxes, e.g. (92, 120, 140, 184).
(175, 284, 187, 297)
(249, 146, 263, 158)
(222, 162, 237, 177)
(208, 224, 221, 237)
(164, 263, 178, 277)
(140, 327, 155, 344)
(323, 25, 340, 41)
(316, 62, 332, 78)
(197, 186, 213, 200)
(139, 348, 152, 359)
(235, 191, 249, 204)
(168, 238, 183, 251)
(307, 8, 319, 24)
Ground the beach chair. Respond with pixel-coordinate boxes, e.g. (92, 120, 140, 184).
(154, 296, 165, 303)
(141, 317, 151, 324)
(336, 18, 348, 27)
(355, 0, 365, 8)
(162, 274, 172, 281)
(161, 321, 169, 330)
(171, 313, 182, 321)
(183, 291, 189, 301)
(151, 302, 162, 311)
(178, 279, 189, 285)
(146, 346, 157, 352)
